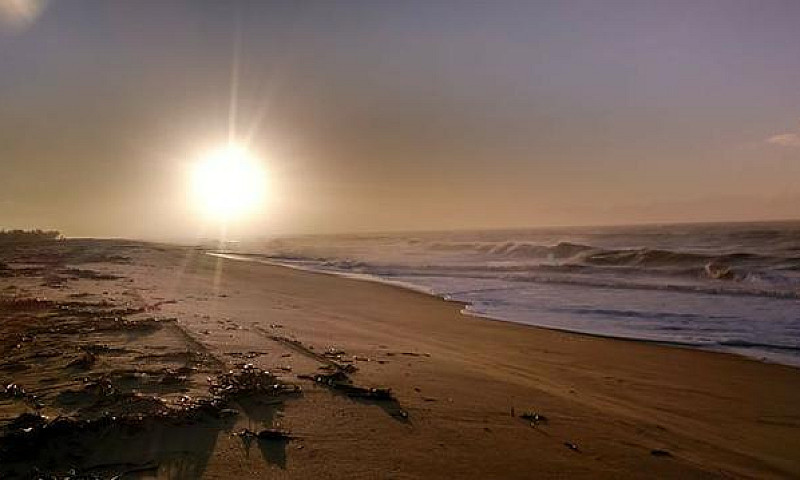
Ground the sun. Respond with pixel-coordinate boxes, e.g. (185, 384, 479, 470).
(190, 144, 267, 222)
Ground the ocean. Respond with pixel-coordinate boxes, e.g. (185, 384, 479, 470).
(221, 221, 800, 367)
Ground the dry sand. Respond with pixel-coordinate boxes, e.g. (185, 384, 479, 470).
(1, 240, 799, 479)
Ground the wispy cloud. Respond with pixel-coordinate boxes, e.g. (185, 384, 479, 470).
(766, 127, 800, 147)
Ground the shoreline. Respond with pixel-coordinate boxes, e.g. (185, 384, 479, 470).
(208, 251, 800, 369)
(2, 240, 799, 478)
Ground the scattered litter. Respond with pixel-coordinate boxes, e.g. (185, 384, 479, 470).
(324, 347, 345, 359)
(208, 365, 301, 399)
(227, 351, 267, 359)
(266, 334, 357, 373)
(564, 441, 580, 452)
(307, 373, 374, 398)
(235, 428, 292, 441)
(1, 383, 42, 408)
(298, 370, 408, 420)
(304, 371, 392, 400)
(519, 411, 548, 425)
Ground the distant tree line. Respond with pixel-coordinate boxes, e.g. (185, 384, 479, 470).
(0, 229, 63, 243)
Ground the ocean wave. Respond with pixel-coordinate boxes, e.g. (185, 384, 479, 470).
(502, 273, 800, 299)
(550, 307, 738, 321)
(426, 239, 793, 267)
(716, 340, 800, 352)
(257, 255, 800, 300)
(213, 223, 800, 367)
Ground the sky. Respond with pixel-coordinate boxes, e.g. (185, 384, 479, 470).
(1, 0, 799, 239)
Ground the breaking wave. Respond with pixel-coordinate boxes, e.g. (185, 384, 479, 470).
(229, 221, 800, 366)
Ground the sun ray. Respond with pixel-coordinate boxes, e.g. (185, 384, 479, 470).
(228, 11, 242, 147)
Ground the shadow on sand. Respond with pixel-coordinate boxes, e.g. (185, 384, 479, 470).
(233, 394, 292, 469)
(0, 412, 235, 479)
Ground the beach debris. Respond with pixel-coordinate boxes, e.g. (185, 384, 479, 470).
(299, 370, 408, 420)
(81, 377, 119, 398)
(235, 428, 293, 441)
(401, 352, 428, 357)
(208, 364, 301, 399)
(0, 297, 54, 311)
(5, 412, 48, 433)
(67, 349, 97, 370)
(1, 383, 42, 408)
(324, 346, 345, 359)
(59, 267, 119, 280)
(306, 372, 377, 398)
(265, 334, 357, 373)
(303, 371, 392, 400)
(225, 350, 266, 360)
(564, 441, 580, 452)
(650, 449, 673, 457)
(159, 369, 188, 385)
(0, 395, 237, 469)
(519, 411, 548, 425)
(82, 343, 116, 354)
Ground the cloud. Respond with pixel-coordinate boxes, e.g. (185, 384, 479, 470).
(766, 132, 800, 148)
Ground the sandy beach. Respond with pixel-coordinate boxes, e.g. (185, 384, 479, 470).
(1, 239, 799, 479)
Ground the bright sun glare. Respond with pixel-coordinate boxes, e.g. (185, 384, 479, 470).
(191, 145, 267, 222)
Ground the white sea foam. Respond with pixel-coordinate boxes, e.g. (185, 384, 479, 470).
(214, 222, 800, 367)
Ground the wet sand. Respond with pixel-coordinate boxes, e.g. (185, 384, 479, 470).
(1, 240, 799, 478)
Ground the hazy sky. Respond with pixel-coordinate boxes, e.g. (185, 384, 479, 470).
(1, 0, 799, 239)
